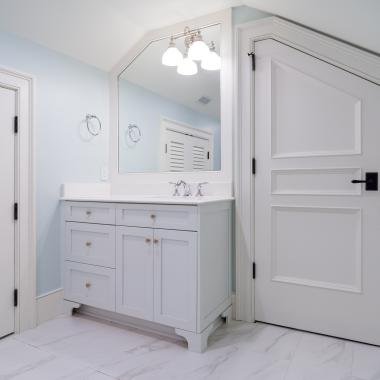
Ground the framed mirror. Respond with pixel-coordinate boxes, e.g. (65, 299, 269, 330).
(118, 24, 221, 174)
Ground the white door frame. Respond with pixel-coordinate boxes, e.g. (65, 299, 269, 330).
(0, 66, 36, 332)
(234, 17, 380, 322)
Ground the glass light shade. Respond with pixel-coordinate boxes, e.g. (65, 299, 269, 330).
(188, 40, 209, 61)
(162, 46, 183, 67)
(201, 51, 221, 71)
(177, 55, 198, 75)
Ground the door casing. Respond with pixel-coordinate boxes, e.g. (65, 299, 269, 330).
(0, 66, 36, 332)
(234, 17, 380, 322)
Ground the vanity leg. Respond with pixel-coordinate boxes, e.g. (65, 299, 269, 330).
(175, 323, 216, 353)
(63, 300, 81, 316)
(221, 305, 233, 325)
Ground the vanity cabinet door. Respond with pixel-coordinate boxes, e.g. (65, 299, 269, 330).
(116, 227, 154, 321)
(153, 229, 197, 331)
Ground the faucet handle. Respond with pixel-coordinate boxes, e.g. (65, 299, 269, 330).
(196, 182, 208, 197)
(169, 181, 181, 196)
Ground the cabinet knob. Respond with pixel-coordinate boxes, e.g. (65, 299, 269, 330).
(85, 282, 91, 288)
(150, 214, 156, 220)
(85, 241, 92, 247)
(145, 238, 151, 243)
(154, 239, 159, 244)
(86, 210, 92, 216)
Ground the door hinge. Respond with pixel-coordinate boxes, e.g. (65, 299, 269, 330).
(14, 289, 18, 307)
(14, 116, 18, 133)
(207, 151, 210, 160)
(252, 262, 256, 279)
(252, 158, 256, 175)
(248, 52, 255, 71)
(14, 203, 18, 221)
(165, 143, 168, 153)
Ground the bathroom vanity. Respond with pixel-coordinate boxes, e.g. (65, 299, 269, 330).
(62, 196, 232, 352)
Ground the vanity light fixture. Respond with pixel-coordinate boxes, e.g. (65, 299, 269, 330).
(201, 41, 221, 71)
(161, 27, 220, 75)
(188, 30, 209, 61)
(177, 50, 198, 76)
(162, 36, 183, 66)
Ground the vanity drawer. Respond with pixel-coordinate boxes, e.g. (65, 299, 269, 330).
(116, 204, 198, 231)
(65, 222, 115, 268)
(64, 202, 115, 224)
(64, 262, 115, 311)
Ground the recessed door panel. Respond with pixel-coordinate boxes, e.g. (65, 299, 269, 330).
(153, 229, 197, 331)
(116, 227, 154, 321)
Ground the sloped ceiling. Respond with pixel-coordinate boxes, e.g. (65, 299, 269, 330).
(0, 0, 378, 71)
(0, 0, 240, 70)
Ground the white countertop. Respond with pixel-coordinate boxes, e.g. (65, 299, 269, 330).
(60, 194, 234, 205)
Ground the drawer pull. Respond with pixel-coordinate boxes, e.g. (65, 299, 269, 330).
(85, 282, 91, 288)
(145, 238, 151, 243)
(86, 210, 92, 216)
(85, 241, 92, 247)
(150, 214, 156, 220)
(154, 239, 159, 244)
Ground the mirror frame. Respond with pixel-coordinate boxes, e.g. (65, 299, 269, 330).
(109, 9, 233, 194)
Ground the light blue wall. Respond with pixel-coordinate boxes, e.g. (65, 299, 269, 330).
(0, 31, 109, 296)
(0, 5, 270, 296)
(119, 80, 221, 173)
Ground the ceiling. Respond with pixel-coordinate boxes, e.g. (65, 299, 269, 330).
(120, 25, 221, 119)
(0, 0, 240, 70)
(243, 0, 380, 56)
(0, 0, 378, 71)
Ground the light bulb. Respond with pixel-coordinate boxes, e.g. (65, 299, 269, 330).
(177, 53, 198, 75)
(201, 41, 221, 71)
(162, 37, 183, 67)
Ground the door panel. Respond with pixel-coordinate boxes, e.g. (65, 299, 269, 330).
(116, 227, 154, 321)
(153, 229, 197, 331)
(254, 39, 380, 345)
(0, 86, 16, 338)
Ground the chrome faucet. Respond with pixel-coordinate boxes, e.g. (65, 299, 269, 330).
(195, 182, 208, 197)
(169, 181, 181, 196)
(178, 180, 192, 197)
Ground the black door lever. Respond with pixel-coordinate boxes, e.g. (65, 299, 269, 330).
(351, 172, 378, 191)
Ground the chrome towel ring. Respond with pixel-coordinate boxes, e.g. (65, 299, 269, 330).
(85, 114, 102, 136)
(127, 124, 142, 143)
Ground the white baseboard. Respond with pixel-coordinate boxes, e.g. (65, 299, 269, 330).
(36, 288, 64, 325)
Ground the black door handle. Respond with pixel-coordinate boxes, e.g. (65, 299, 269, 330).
(351, 172, 378, 191)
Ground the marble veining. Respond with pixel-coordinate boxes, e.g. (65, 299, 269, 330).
(0, 315, 379, 379)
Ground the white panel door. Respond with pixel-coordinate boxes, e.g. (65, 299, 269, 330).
(116, 227, 154, 321)
(0, 86, 16, 338)
(254, 39, 380, 344)
(153, 229, 197, 331)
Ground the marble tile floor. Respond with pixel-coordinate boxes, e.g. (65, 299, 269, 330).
(1, 314, 380, 380)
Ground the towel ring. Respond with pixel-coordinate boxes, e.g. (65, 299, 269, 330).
(85, 114, 102, 136)
(127, 124, 142, 143)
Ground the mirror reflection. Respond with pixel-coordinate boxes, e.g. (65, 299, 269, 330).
(118, 24, 221, 173)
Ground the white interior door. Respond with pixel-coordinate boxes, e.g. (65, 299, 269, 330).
(254, 39, 380, 345)
(0, 85, 16, 338)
